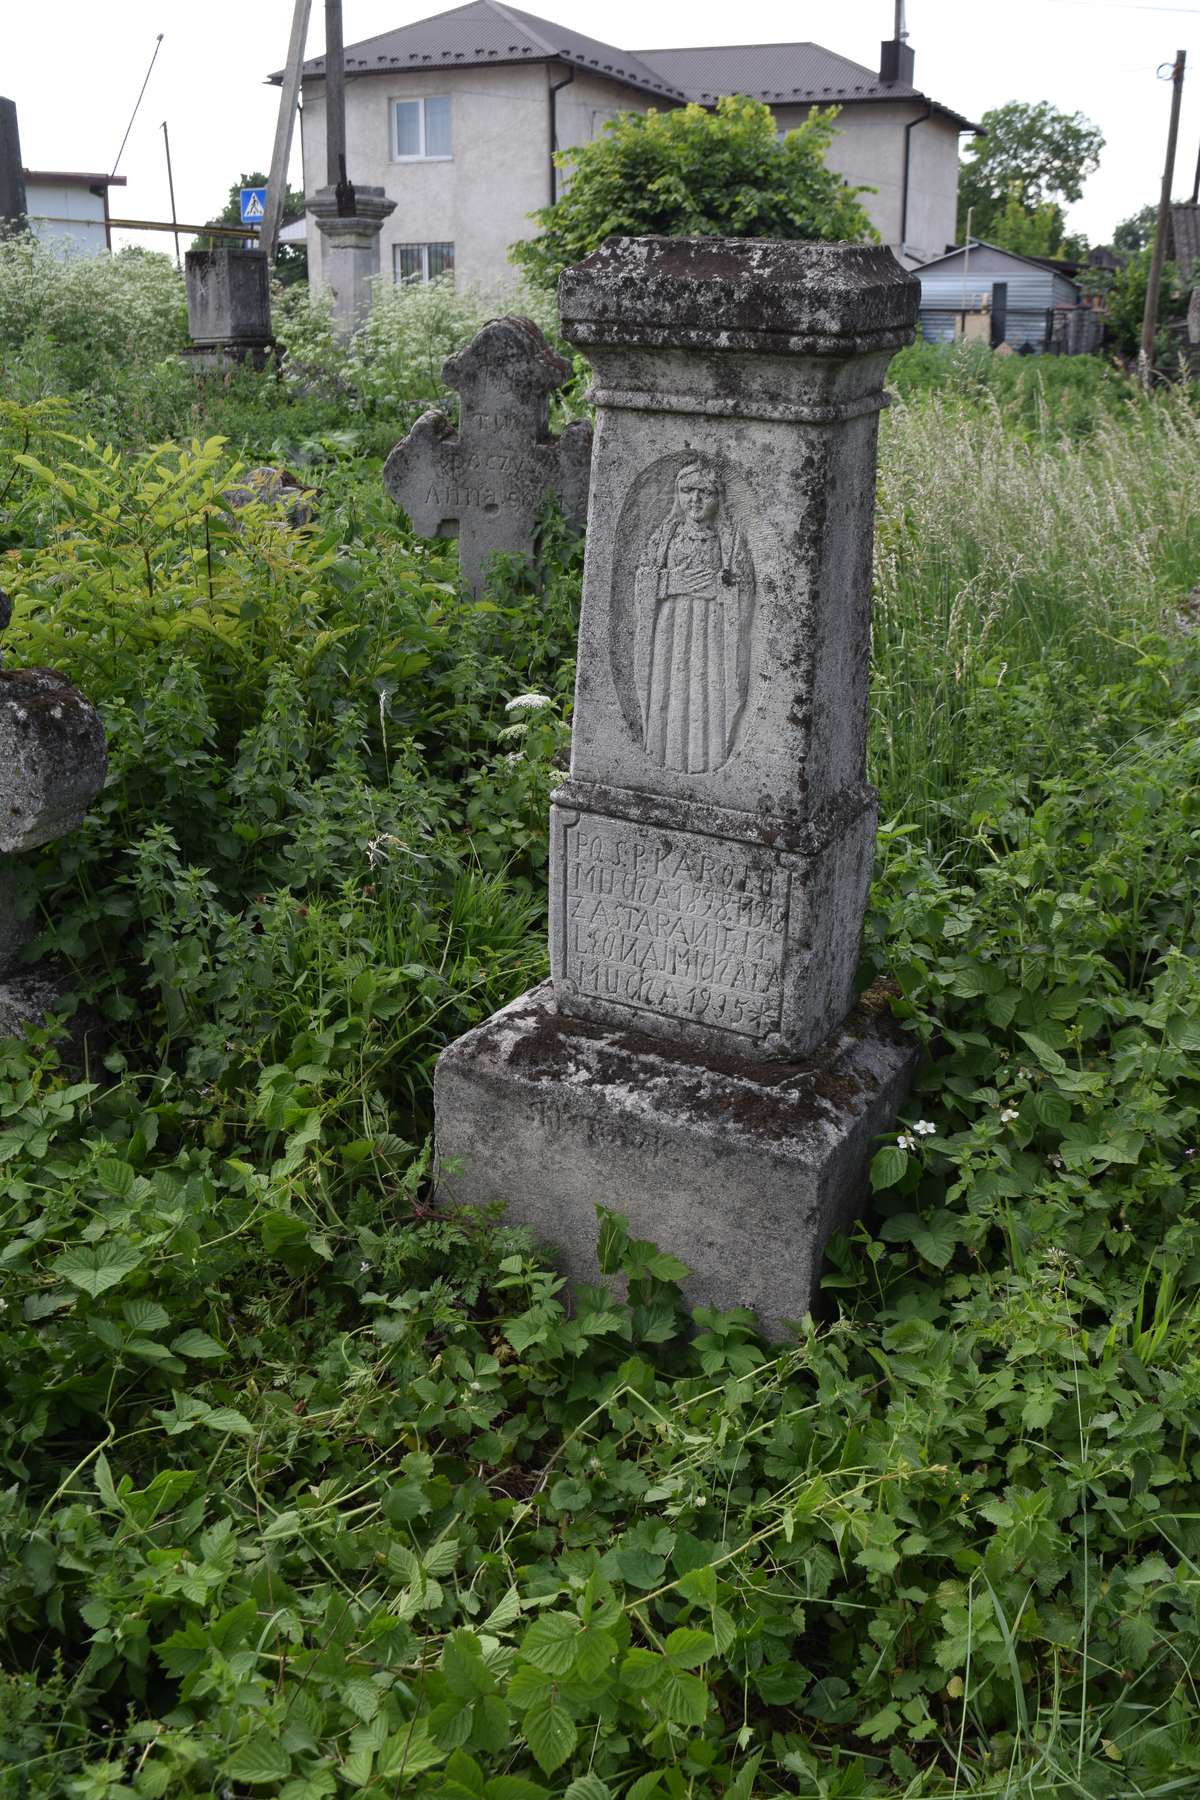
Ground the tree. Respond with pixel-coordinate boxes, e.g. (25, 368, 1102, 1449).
(510, 95, 876, 290)
(987, 186, 1066, 258)
(1103, 245, 1187, 359)
(198, 171, 308, 286)
(1113, 204, 1158, 256)
(957, 101, 1103, 242)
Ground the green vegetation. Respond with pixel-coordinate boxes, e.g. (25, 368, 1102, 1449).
(195, 172, 309, 286)
(510, 97, 876, 291)
(1, 243, 1199, 1799)
(956, 101, 1103, 253)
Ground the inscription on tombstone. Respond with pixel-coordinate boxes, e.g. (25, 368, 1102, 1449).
(383, 316, 592, 598)
(432, 239, 924, 1337)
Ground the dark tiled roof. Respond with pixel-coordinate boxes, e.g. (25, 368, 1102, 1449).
(280, 0, 686, 102)
(638, 40, 978, 128)
(271, 2, 977, 129)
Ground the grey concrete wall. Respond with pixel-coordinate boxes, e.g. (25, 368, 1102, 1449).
(772, 99, 962, 266)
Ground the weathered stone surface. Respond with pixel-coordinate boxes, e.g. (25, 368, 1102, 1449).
(221, 465, 316, 527)
(0, 668, 107, 855)
(430, 238, 921, 1326)
(384, 316, 593, 598)
(436, 981, 918, 1337)
(309, 186, 396, 338)
(549, 237, 919, 1060)
(184, 248, 272, 347)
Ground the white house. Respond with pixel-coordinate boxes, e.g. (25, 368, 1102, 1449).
(274, 1, 978, 294)
(25, 170, 126, 255)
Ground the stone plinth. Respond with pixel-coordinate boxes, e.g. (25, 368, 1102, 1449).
(436, 982, 916, 1337)
(185, 248, 272, 347)
(431, 238, 922, 1333)
(384, 316, 592, 598)
(309, 187, 396, 337)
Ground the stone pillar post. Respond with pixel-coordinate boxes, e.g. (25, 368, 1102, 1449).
(0, 659, 107, 1044)
(309, 189, 396, 338)
(432, 238, 922, 1337)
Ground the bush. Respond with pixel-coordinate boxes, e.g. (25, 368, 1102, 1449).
(0, 233, 186, 390)
(511, 95, 876, 291)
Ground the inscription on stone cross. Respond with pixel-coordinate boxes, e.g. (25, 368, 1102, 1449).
(383, 316, 592, 598)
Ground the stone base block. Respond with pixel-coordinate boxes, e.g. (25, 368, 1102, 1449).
(434, 980, 917, 1339)
(181, 342, 275, 375)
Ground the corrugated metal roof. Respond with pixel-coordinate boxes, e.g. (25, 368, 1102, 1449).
(283, 0, 686, 102)
(273, 2, 978, 125)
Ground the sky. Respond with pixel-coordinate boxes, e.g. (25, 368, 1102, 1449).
(6, 0, 1200, 255)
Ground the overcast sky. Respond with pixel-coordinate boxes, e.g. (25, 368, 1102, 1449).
(7, 0, 1200, 256)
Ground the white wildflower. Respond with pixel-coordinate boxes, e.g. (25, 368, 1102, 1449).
(1049, 1153, 1063, 1169)
(505, 750, 524, 766)
(897, 1132, 917, 1152)
(505, 692, 552, 714)
(497, 722, 527, 742)
(999, 1106, 1020, 1124)
(359, 1261, 371, 1273)
(914, 1119, 936, 1137)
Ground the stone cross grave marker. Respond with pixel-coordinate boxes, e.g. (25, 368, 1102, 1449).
(383, 316, 592, 598)
(430, 239, 923, 1339)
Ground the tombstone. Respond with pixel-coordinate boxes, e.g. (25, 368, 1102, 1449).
(431, 238, 922, 1338)
(384, 316, 593, 598)
(182, 248, 274, 372)
(0, 643, 107, 1049)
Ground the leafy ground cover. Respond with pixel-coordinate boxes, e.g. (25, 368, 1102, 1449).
(0, 243, 1199, 1798)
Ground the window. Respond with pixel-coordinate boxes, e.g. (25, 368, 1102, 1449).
(394, 242, 455, 284)
(392, 96, 452, 160)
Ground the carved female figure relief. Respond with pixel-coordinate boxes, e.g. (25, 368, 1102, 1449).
(633, 461, 755, 774)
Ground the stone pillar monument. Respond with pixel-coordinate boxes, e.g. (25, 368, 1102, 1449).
(309, 0, 395, 337)
(434, 238, 922, 1337)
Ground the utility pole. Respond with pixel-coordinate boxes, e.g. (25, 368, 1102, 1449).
(1141, 49, 1186, 389)
(325, 0, 351, 209)
(262, 0, 311, 265)
(160, 120, 180, 266)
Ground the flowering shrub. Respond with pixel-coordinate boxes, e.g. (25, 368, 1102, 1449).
(0, 231, 186, 388)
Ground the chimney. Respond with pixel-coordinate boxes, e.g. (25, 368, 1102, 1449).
(880, 0, 914, 84)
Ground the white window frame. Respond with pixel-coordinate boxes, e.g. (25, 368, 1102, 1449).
(391, 95, 452, 162)
(393, 242, 456, 285)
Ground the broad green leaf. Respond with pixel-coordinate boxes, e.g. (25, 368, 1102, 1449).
(204, 1406, 255, 1437)
(523, 1693, 577, 1776)
(122, 1299, 170, 1333)
(870, 1145, 908, 1191)
(487, 1779, 549, 1800)
(664, 1627, 715, 1668)
(343, 1678, 381, 1722)
(521, 1611, 581, 1676)
(170, 1328, 227, 1359)
(861, 1704, 902, 1743)
(95, 1156, 135, 1199)
(225, 1732, 290, 1785)
(482, 1588, 522, 1633)
(563, 1778, 611, 1800)
(52, 1242, 141, 1297)
(377, 1721, 446, 1777)
(658, 1668, 707, 1725)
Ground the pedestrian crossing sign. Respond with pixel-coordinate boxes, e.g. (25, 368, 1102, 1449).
(240, 187, 267, 226)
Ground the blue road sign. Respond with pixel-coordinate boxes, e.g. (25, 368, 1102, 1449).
(240, 187, 266, 226)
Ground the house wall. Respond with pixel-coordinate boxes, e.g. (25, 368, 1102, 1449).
(772, 99, 962, 266)
(301, 66, 648, 294)
(25, 179, 108, 255)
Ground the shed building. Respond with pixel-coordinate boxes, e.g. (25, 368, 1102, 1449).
(916, 240, 1080, 352)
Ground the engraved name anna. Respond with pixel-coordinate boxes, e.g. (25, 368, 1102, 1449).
(633, 461, 755, 774)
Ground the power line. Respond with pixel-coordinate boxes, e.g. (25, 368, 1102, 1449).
(110, 33, 164, 179)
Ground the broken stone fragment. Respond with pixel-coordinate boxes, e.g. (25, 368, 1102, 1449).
(0, 668, 107, 855)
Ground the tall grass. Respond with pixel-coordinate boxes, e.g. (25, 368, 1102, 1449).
(871, 380, 1200, 857)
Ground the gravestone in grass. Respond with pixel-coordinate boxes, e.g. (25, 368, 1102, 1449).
(0, 603, 107, 1045)
(383, 315, 592, 598)
(433, 239, 922, 1337)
